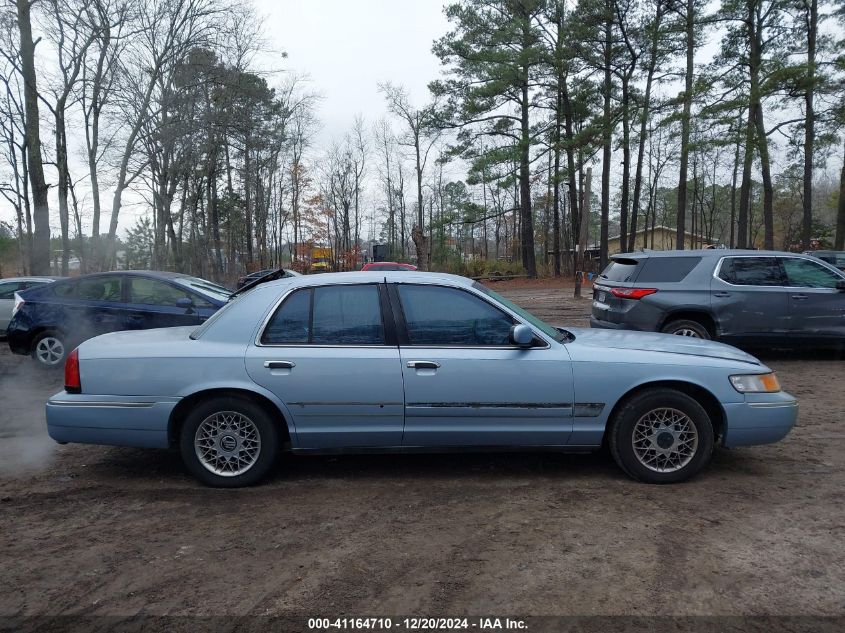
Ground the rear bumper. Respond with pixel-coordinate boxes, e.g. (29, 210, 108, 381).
(722, 392, 798, 447)
(46, 391, 179, 449)
(590, 316, 635, 331)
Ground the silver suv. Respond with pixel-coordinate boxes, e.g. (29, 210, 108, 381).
(590, 250, 845, 347)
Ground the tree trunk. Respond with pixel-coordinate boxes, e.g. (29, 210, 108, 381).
(619, 74, 631, 252)
(16, 0, 50, 275)
(675, 0, 694, 251)
(835, 142, 845, 250)
(629, 2, 663, 252)
(519, 46, 536, 277)
(802, 0, 817, 250)
(599, 12, 612, 269)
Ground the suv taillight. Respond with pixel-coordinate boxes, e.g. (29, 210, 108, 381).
(12, 292, 24, 317)
(65, 348, 81, 393)
(610, 287, 658, 300)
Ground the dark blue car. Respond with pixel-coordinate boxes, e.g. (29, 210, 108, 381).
(7, 271, 230, 367)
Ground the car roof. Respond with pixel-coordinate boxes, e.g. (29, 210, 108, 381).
(612, 249, 817, 259)
(0, 276, 59, 282)
(260, 270, 474, 290)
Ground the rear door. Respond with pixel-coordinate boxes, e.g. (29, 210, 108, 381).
(245, 282, 405, 449)
(780, 257, 845, 340)
(711, 256, 791, 339)
(392, 282, 573, 447)
(64, 275, 131, 340)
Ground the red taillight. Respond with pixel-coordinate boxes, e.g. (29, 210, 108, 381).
(65, 348, 81, 393)
(610, 287, 658, 300)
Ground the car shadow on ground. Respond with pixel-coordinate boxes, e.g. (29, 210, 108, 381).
(79, 442, 773, 489)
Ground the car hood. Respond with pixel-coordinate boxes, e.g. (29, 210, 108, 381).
(565, 327, 762, 365)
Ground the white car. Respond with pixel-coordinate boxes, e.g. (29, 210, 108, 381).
(0, 277, 57, 336)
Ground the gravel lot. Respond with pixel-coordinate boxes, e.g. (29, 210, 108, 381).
(1, 281, 843, 627)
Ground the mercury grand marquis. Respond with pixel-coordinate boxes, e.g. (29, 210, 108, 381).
(46, 271, 798, 487)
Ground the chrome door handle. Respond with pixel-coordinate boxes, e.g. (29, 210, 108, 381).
(406, 360, 440, 369)
(264, 360, 295, 369)
(791, 294, 808, 300)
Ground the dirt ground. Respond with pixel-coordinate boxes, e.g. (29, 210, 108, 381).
(1, 284, 844, 628)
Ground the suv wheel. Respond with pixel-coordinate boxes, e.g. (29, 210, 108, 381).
(661, 319, 711, 340)
(609, 388, 715, 484)
(31, 331, 67, 368)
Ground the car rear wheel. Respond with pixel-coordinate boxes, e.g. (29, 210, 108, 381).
(180, 396, 279, 487)
(31, 332, 67, 368)
(608, 388, 715, 484)
(661, 319, 711, 340)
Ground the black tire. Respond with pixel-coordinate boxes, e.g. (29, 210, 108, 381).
(179, 396, 280, 487)
(608, 388, 715, 484)
(31, 331, 68, 369)
(660, 318, 711, 340)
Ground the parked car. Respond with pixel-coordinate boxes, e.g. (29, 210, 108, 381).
(8, 271, 230, 367)
(236, 268, 300, 290)
(361, 262, 417, 271)
(47, 271, 796, 487)
(591, 249, 845, 347)
(805, 250, 845, 271)
(0, 277, 58, 336)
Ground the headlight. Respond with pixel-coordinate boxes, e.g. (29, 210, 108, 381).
(730, 373, 781, 393)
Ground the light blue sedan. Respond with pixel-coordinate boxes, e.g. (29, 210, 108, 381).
(47, 272, 798, 487)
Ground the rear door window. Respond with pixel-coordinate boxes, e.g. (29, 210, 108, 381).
(636, 257, 701, 283)
(718, 257, 784, 286)
(76, 276, 123, 302)
(599, 259, 641, 282)
(262, 284, 384, 345)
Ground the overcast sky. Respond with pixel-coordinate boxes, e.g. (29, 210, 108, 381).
(254, 0, 450, 146)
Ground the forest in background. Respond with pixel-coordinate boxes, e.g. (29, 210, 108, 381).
(1, 0, 844, 282)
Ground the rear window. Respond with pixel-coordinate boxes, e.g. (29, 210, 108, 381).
(599, 259, 641, 282)
(636, 257, 701, 283)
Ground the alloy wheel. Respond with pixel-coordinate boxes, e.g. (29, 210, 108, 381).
(632, 407, 699, 473)
(194, 411, 262, 476)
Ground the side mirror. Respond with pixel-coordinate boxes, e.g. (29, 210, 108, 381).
(509, 324, 534, 348)
(177, 296, 195, 311)
(836, 280, 845, 292)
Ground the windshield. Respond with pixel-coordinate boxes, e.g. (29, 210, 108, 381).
(173, 277, 232, 302)
(472, 282, 570, 343)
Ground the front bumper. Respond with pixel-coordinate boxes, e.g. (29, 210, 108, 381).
(46, 391, 179, 449)
(722, 391, 798, 447)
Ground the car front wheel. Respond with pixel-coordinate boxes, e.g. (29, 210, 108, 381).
(608, 388, 715, 484)
(180, 396, 280, 487)
(31, 331, 68, 368)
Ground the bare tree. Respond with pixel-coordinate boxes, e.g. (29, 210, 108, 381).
(379, 82, 439, 271)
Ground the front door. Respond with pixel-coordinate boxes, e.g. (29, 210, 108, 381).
(126, 276, 214, 329)
(245, 283, 404, 449)
(781, 257, 845, 340)
(711, 256, 791, 340)
(392, 283, 574, 447)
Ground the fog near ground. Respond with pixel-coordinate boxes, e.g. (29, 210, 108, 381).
(0, 350, 61, 475)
